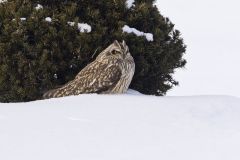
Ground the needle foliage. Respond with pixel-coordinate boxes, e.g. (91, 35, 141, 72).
(0, 0, 186, 102)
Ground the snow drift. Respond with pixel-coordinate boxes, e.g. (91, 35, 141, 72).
(1, 91, 240, 160)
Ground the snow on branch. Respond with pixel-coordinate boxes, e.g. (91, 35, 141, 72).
(122, 25, 154, 42)
(0, 0, 7, 3)
(45, 17, 52, 22)
(78, 23, 92, 33)
(35, 4, 43, 10)
(126, 0, 135, 8)
(68, 22, 92, 33)
(20, 18, 26, 21)
(67, 22, 75, 27)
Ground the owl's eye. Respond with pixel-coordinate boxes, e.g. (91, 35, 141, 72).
(112, 50, 121, 55)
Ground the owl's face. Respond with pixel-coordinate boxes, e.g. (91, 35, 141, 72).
(96, 40, 131, 61)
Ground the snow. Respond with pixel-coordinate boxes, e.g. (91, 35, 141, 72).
(122, 25, 154, 41)
(77, 23, 92, 33)
(45, 17, 52, 22)
(67, 21, 75, 27)
(35, 4, 43, 10)
(1, 92, 240, 160)
(144, 33, 154, 41)
(1, 1, 240, 158)
(11, 18, 26, 21)
(126, 0, 135, 8)
(0, 0, 7, 3)
(156, 0, 240, 97)
(20, 18, 26, 21)
(53, 74, 58, 79)
(68, 22, 92, 33)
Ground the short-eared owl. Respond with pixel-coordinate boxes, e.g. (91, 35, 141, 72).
(43, 40, 135, 99)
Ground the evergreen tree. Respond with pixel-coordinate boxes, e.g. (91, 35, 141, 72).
(0, 0, 186, 102)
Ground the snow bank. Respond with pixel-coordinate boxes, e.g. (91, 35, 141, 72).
(123, 25, 154, 41)
(1, 92, 240, 160)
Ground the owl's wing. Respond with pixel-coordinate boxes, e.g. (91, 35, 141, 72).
(74, 61, 122, 93)
(43, 61, 122, 99)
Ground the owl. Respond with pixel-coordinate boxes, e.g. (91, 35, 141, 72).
(43, 40, 135, 99)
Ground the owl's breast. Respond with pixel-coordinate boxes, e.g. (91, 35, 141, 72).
(110, 56, 135, 94)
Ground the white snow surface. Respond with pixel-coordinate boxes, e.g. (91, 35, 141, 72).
(123, 25, 154, 41)
(1, 91, 240, 160)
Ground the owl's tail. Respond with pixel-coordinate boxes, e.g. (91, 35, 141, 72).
(42, 81, 75, 99)
(42, 88, 62, 99)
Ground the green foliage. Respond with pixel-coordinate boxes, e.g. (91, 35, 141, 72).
(0, 0, 186, 102)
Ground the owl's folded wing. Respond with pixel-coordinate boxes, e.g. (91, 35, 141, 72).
(76, 63, 122, 93)
(43, 62, 122, 99)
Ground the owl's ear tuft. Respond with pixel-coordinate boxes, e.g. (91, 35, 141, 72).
(122, 40, 129, 53)
(113, 40, 122, 50)
(122, 40, 126, 47)
(114, 40, 120, 46)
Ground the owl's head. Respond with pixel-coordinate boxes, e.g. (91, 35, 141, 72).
(96, 40, 131, 61)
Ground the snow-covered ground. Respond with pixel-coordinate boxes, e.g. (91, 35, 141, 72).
(1, 91, 240, 160)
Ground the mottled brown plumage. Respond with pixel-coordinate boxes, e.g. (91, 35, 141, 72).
(43, 40, 135, 99)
